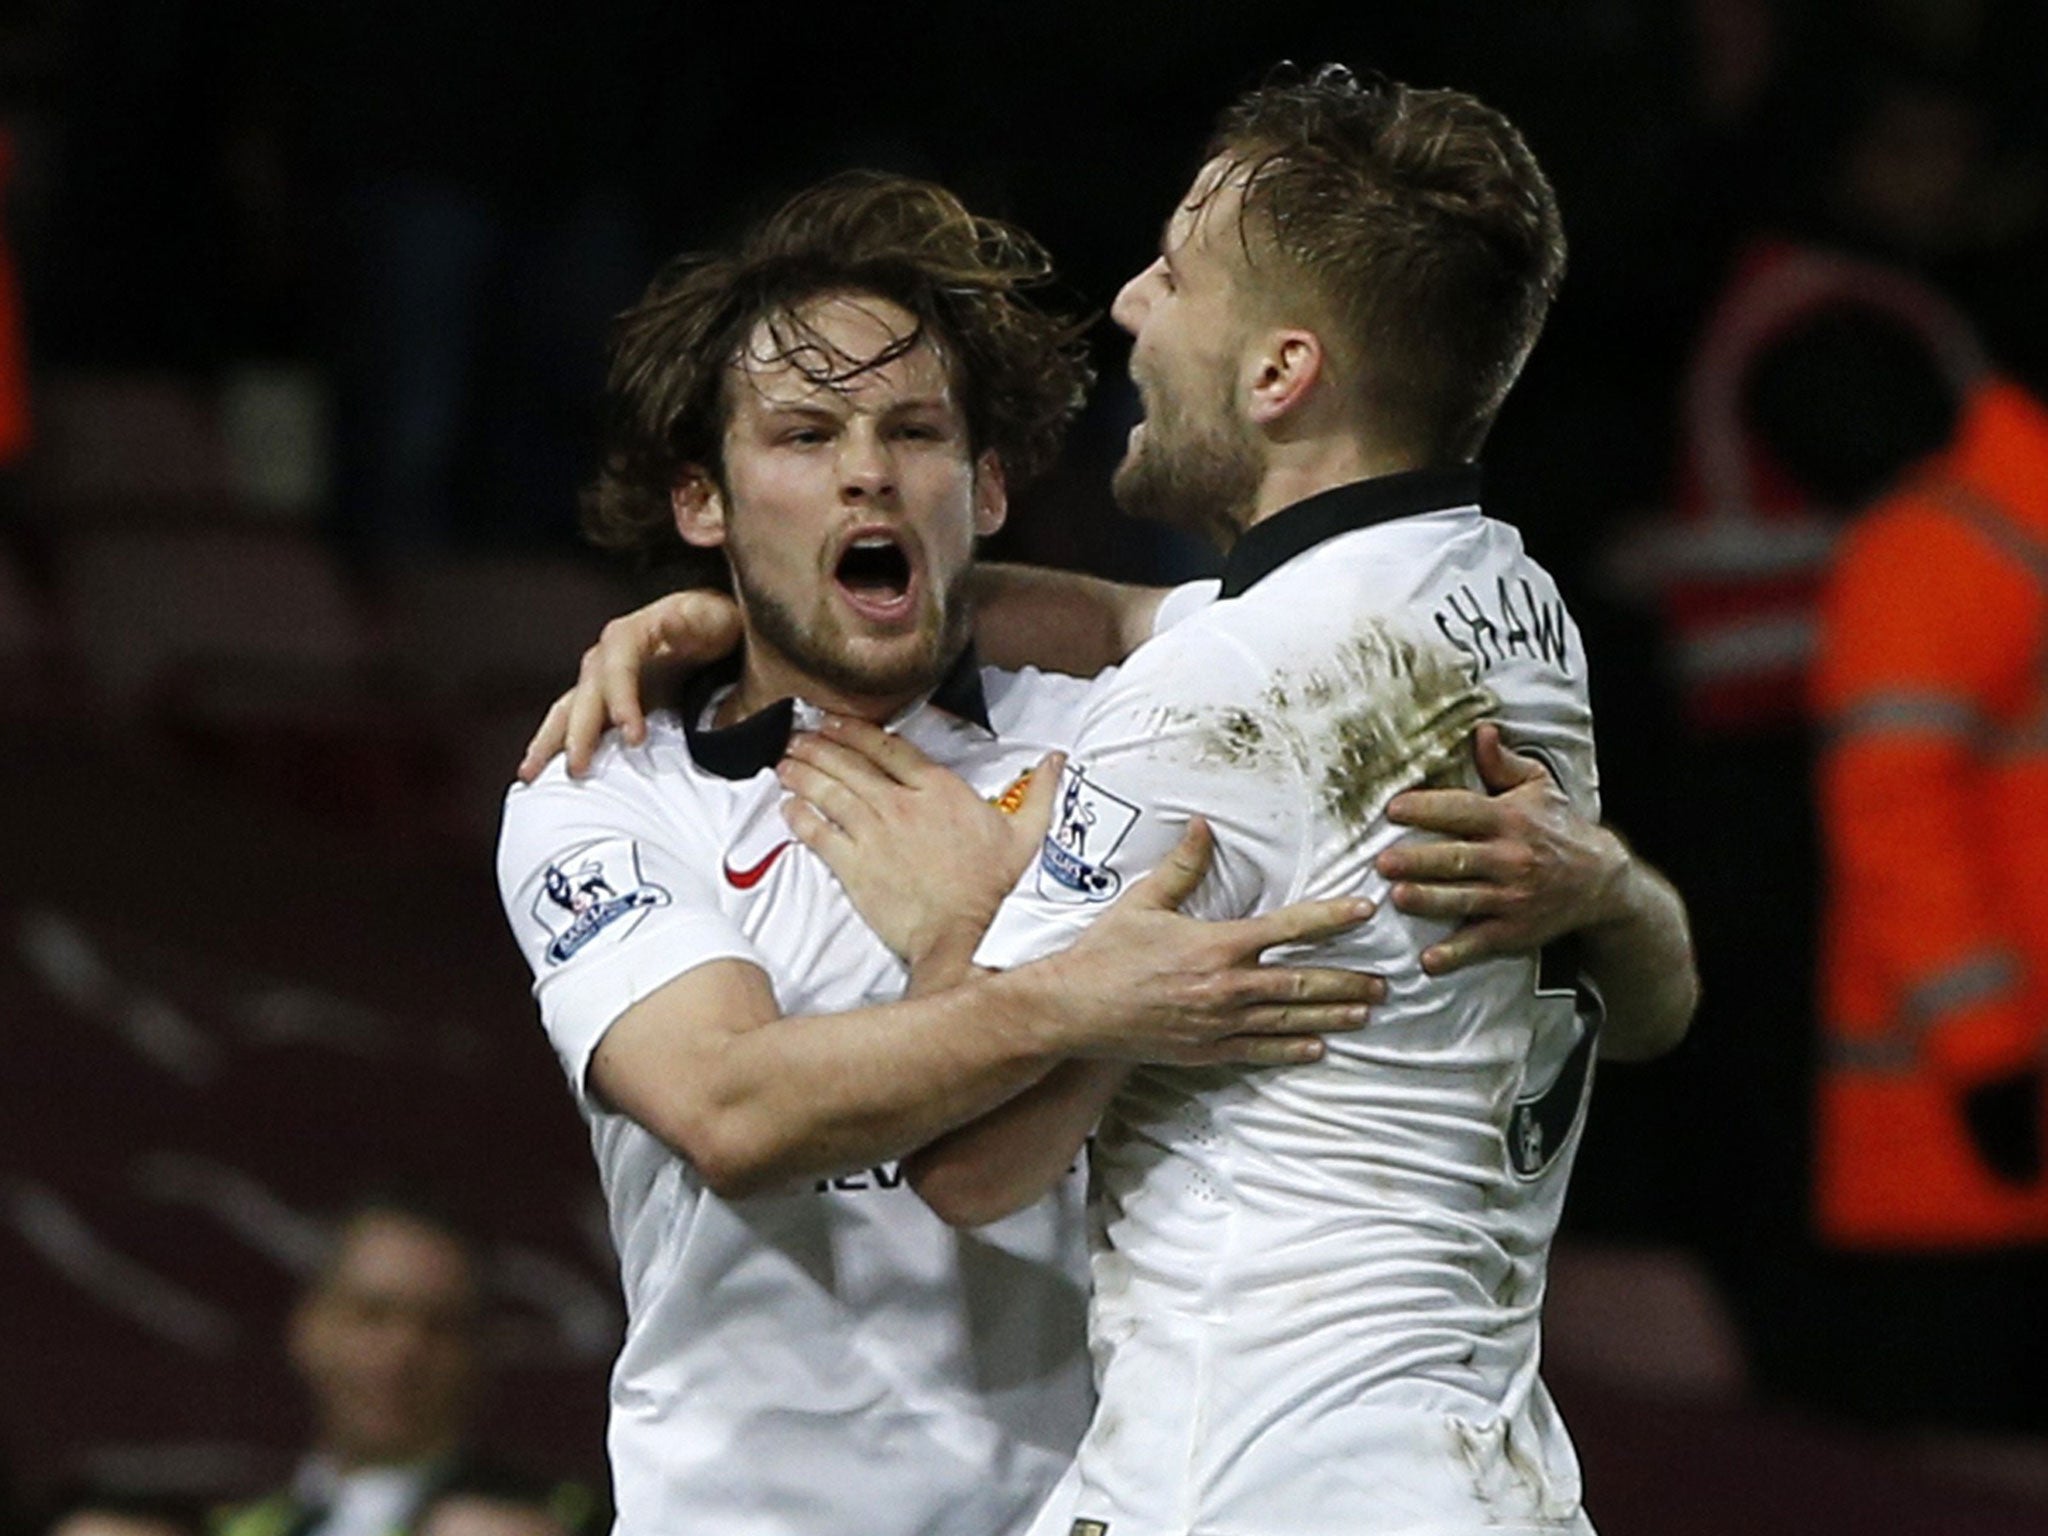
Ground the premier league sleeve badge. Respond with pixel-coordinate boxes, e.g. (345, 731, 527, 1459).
(1036, 763, 1141, 903)
(532, 837, 672, 965)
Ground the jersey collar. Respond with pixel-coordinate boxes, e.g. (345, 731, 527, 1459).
(679, 644, 993, 780)
(1218, 463, 1484, 598)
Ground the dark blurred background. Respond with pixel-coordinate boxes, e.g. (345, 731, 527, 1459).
(5, 2, 2048, 1533)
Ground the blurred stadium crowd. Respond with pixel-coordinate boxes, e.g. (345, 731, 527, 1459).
(4, 2, 2048, 1533)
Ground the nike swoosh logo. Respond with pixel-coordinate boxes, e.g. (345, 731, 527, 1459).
(723, 841, 794, 890)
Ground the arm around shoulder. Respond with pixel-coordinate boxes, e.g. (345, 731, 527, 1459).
(1583, 846, 1698, 1061)
(580, 886, 1365, 1202)
(968, 562, 1168, 676)
(1373, 725, 1697, 1059)
(589, 958, 1069, 1198)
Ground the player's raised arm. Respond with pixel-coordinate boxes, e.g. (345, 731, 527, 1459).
(1377, 723, 1698, 1060)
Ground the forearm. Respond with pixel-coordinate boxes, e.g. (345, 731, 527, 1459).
(682, 796, 1378, 1194)
(611, 959, 1078, 1198)
(901, 894, 1126, 1228)
(703, 928, 1077, 1204)
(1584, 851, 1698, 1061)
(907, 1059, 1130, 1226)
(968, 562, 1166, 676)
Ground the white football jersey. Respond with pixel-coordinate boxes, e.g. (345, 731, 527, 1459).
(498, 655, 1096, 1536)
(981, 467, 1604, 1536)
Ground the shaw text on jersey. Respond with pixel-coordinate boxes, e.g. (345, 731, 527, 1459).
(1433, 578, 1571, 675)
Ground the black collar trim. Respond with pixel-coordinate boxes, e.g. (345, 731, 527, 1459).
(678, 645, 992, 780)
(1218, 464, 1484, 598)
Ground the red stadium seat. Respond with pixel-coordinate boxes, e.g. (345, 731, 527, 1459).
(55, 526, 367, 702)
(381, 555, 634, 704)
(29, 374, 237, 522)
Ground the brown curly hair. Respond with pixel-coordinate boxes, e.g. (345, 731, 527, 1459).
(582, 172, 1094, 582)
(1206, 64, 1566, 463)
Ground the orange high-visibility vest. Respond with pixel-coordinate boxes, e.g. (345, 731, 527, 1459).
(1812, 377, 2048, 1247)
(1640, 239, 1984, 733)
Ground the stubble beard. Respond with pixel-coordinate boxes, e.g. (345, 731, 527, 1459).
(739, 562, 975, 707)
(1110, 380, 1262, 550)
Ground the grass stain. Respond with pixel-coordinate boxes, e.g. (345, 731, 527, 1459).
(1180, 622, 1495, 831)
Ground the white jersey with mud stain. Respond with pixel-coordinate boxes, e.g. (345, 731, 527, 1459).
(979, 466, 1603, 1536)
(497, 653, 1095, 1536)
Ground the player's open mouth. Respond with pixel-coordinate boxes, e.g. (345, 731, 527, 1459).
(833, 530, 918, 624)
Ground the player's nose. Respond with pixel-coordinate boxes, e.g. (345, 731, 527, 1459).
(838, 425, 896, 499)
(1111, 262, 1158, 335)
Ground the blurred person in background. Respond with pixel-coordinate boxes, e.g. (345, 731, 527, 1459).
(39, 1491, 200, 1536)
(408, 1500, 568, 1536)
(1607, 43, 2025, 1399)
(48, 1515, 193, 1536)
(1808, 333, 2048, 1438)
(211, 1196, 591, 1536)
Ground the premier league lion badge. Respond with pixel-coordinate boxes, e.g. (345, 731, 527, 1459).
(533, 837, 671, 965)
(1037, 763, 1140, 903)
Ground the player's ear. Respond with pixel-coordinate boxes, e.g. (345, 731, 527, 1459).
(1244, 327, 1324, 426)
(672, 467, 727, 549)
(972, 450, 1008, 538)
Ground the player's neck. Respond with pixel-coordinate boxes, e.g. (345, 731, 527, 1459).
(717, 645, 916, 729)
(1244, 436, 1425, 532)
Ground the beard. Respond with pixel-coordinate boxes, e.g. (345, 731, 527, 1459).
(737, 559, 975, 706)
(1111, 377, 1262, 548)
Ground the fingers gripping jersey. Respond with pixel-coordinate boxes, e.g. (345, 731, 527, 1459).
(981, 472, 1603, 1536)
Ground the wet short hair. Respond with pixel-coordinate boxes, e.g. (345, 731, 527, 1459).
(1207, 64, 1566, 462)
(582, 172, 1094, 583)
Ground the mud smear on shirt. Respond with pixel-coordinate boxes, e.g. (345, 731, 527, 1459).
(1452, 1414, 1569, 1521)
(1204, 706, 1268, 765)
(1187, 623, 1496, 832)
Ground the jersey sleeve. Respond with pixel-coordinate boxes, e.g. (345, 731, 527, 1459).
(977, 624, 1298, 970)
(497, 754, 766, 1106)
